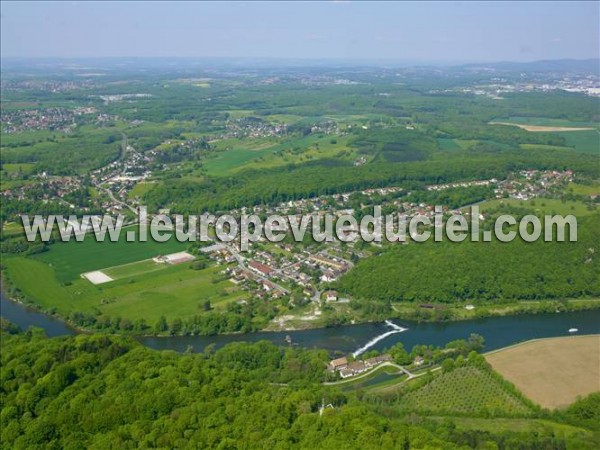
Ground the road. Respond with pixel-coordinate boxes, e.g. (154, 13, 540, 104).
(103, 187, 138, 215)
(95, 131, 139, 215)
(223, 243, 290, 295)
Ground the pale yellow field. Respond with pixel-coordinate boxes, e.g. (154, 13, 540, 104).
(491, 122, 595, 132)
(486, 335, 600, 409)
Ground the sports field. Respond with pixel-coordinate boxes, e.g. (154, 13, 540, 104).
(486, 335, 600, 409)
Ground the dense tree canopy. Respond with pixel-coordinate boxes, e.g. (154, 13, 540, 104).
(1, 327, 598, 449)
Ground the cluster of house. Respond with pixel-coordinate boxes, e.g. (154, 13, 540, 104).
(308, 254, 350, 283)
(434, 73, 600, 99)
(88, 145, 154, 212)
(427, 178, 497, 192)
(1, 79, 99, 93)
(203, 240, 352, 302)
(1, 175, 92, 210)
(95, 93, 153, 104)
(223, 263, 285, 299)
(495, 170, 573, 200)
(328, 354, 393, 379)
(354, 156, 368, 166)
(222, 117, 288, 139)
(299, 76, 360, 87)
(486, 77, 600, 98)
(1, 107, 78, 134)
(2, 106, 105, 134)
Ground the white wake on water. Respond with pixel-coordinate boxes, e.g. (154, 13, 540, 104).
(352, 320, 408, 357)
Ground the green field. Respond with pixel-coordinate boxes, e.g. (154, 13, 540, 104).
(491, 117, 599, 154)
(128, 181, 157, 199)
(400, 365, 533, 416)
(437, 138, 462, 151)
(519, 143, 572, 152)
(34, 226, 188, 283)
(202, 138, 282, 175)
(568, 182, 600, 196)
(478, 198, 596, 217)
(0, 229, 248, 325)
(557, 130, 599, 154)
(102, 259, 167, 280)
(202, 135, 355, 175)
(3, 255, 245, 323)
(1, 163, 36, 174)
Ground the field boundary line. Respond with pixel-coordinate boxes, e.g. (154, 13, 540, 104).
(484, 334, 600, 357)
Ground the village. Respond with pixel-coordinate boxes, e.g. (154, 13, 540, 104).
(0, 105, 580, 316)
(0, 106, 98, 134)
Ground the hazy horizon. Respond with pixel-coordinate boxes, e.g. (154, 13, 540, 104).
(1, 1, 598, 63)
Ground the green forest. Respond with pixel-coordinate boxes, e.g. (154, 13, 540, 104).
(336, 214, 600, 304)
(2, 324, 599, 449)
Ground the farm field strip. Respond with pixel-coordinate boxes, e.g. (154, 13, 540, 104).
(485, 335, 600, 409)
(491, 122, 595, 132)
(81, 252, 196, 284)
(34, 228, 188, 283)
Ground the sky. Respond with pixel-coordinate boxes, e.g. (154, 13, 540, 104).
(1, 1, 598, 63)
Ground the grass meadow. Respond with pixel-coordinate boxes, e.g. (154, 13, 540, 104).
(3, 255, 245, 323)
(34, 225, 188, 283)
(0, 225, 249, 324)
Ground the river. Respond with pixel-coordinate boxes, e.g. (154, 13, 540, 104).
(2, 289, 599, 355)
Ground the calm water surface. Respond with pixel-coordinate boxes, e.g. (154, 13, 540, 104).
(2, 288, 598, 354)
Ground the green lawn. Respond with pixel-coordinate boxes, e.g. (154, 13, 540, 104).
(491, 117, 599, 154)
(3, 257, 73, 307)
(34, 226, 188, 283)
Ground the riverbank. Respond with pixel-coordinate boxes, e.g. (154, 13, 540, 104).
(264, 298, 600, 333)
(2, 276, 600, 338)
(3, 286, 600, 359)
